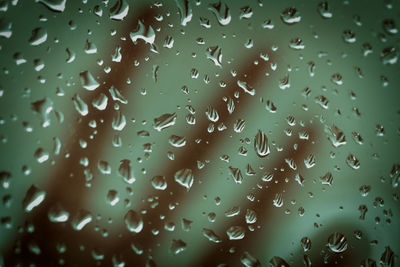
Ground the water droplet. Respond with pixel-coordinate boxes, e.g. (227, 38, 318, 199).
(106, 190, 119, 206)
(304, 154, 316, 168)
(37, 0, 66, 12)
(109, 0, 129, 21)
(301, 237, 311, 252)
(112, 110, 126, 131)
(205, 106, 219, 122)
(71, 209, 92, 231)
(342, 30, 356, 43)
(237, 80, 255, 95)
(84, 39, 97, 54)
(390, 164, 400, 188)
(382, 19, 398, 35)
(170, 239, 187, 255)
(273, 193, 283, 207)
(255, 17, 269, 29)
(381, 47, 399, 65)
(229, 166, 243, 184)
(206, 46, 223, 67)
(175, 0, 193, 26)
(153, 113, 177, 131)
(28, 27, 47, 46)
(174, 168, 194, 190)
(380, 246, 395, 267)
(151, 175, 167, 190)
(346, 154, 360, 170)
(31, 97, 54, 128)
(124, 209, 143, 233)
(245, 209, 257, 224)
(163, 35, 174, 48)
(317, 1, 332, 19)
(118, 159, 135, 184)
(226, 226, 245, 240)
(93, 5, 103, 17)
(130, 20, 155, 44)
(72, 94, 89, 116)
(92, 93, 108, 110)
(98, 160, 111, 175)
(269, 256, 289, 267)
(240, 251, 261, 267)
(34, 148, 49, 163)
(181, 218, 192, 231)
(265, 100, 277, 113)
(279, 74, 290, 90)
(225, 206, 240, 217)
(359, 185, 371, 197)
(48, 203, 69, 222)
(23, 185, 46, 212)
(320, 172, 333, 185)
(289, 37, 305, 50)
(281, 7, 301, 25)
(202, 228, 222, 243)
(254, 130, 270, 157)
(111, 46, 122, 62)
(239, 6, 253, 20)
(325, 125, 346, 147)
(327, 232, 348, 253)
(80, 71, 99, 91)
(208, 1, 231, 26)
(0, 18, 12, 38)
(227, 97, 235, 114)
(233, 119, 246, 133)
(169, 135, 186, 147)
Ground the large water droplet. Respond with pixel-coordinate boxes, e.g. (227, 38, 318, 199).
(281, 7, 301, 25)
(206, 46, 223, 67)
(71, 209, 93, 231)
(31, 97, 54, 128)
(130, 20, 155, 44)
(241, 251, 261, 267)
(170, 239, 187, 255)
(254, 130, 270, 157)
(124, 209, 143, 233)
(208, 1, 231, 26)
(226, 225, 245, 240)
(174, 168, 194, 190)
(23, 185, 46, 212)
(72, 94, 89, 116)
(28, 27, 47, 46)
(327, 232, 348, 253)
(37, 0, 66, 12)
(202, 228, 222, 243)
(118, 159, 135, 184)
(109, 0, 129, 21)
(153, 113, 177, 131)
(175, 0, 192, 26)
(151, 175, 167, 190)
(48, 203, 69, 222)
(80, 71, 100, 91)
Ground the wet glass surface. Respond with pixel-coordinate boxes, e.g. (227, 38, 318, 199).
(0, 0, 399, 266)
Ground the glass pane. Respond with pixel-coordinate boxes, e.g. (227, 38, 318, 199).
(0, 0, 399, 266)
